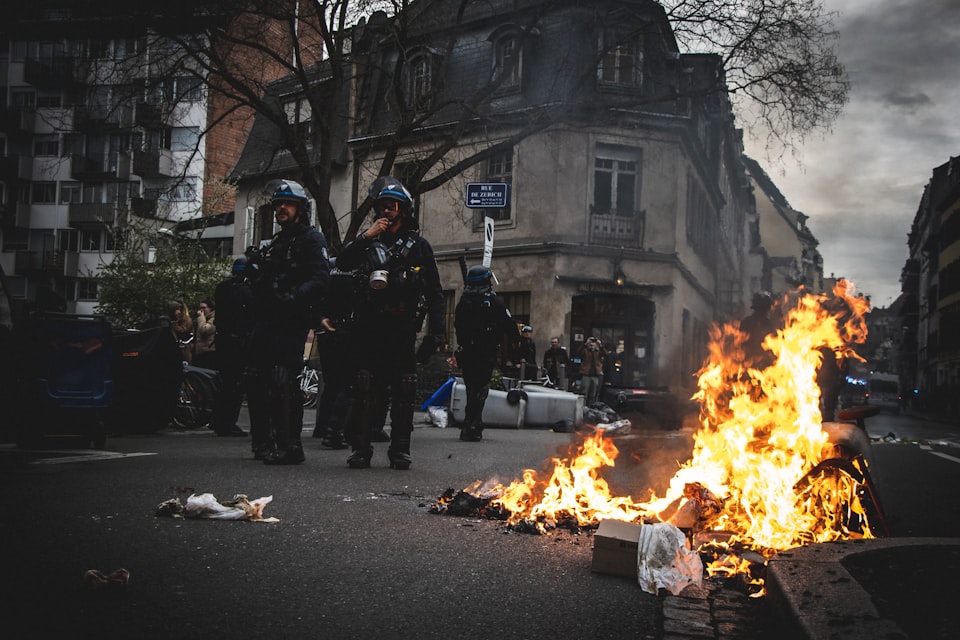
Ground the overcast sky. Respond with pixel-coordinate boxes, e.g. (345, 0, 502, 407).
(741, 0, 960, 308)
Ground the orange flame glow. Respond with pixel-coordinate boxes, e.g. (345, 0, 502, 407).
(484, 281, 873, 560)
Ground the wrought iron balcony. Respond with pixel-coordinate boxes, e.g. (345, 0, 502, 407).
(589, 209, 646, 248)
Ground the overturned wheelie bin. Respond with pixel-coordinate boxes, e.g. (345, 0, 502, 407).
(15, 314, 114, 449)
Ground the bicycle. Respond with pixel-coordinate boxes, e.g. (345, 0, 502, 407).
(299, 360, 320, 408)
(794, 405, 889, 539)
(171, 335, 220, 429)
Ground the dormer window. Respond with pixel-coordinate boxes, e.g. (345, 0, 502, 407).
(489, 25, 533, 94)
(405, 48, 442, 113)
(494, 35, 521, 89)
(598, 31, 642, 89)
(283, 96, 312, 137)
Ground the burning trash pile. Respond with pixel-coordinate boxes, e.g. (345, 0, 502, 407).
(432, 283, 874, 589)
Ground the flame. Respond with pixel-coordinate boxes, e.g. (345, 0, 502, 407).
(479, 281, 873, 562)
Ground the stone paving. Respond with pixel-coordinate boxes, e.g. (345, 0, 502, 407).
(659, 576, 786, 640)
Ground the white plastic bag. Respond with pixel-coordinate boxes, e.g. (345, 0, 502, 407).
(184, 493, 275, 521)
(427, 406, 448, 428)
(636, 522, 703, 596)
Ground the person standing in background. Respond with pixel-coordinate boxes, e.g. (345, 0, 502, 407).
(579, 336, 603, 406)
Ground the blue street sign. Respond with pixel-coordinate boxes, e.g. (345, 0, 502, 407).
(465, 182, 509, 208)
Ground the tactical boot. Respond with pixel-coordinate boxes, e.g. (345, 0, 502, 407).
(320, 430, 349, 450)
(387, 439, 412, 470)
(347, 447, 373, 469)
(459, 426, 482, 442)
(263, 445, 305, 465)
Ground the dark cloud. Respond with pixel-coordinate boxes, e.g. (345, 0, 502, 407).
(743, 0, 960, 307)
(881, 90, 932, 112)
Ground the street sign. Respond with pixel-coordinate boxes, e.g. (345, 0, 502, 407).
(483, 216, 494, 267)
(465, 182, 509, 208)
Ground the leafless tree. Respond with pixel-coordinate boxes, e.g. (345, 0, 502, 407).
(134, 0, 847, 246)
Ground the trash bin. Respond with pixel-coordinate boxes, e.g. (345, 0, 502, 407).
(15, 313, 114, 448)
(108, 325, 182, 433)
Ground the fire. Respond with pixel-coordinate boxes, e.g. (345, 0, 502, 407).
(476, 281, 873, 566)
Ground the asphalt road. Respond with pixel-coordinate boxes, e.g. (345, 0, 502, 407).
(1, 414, 671, 640)
(2, 407, 957, 639)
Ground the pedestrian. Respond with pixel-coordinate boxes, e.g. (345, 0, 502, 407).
(542, 336, 570, 388)
(246, 180, 331, 465)
(191, 299, 217, 370)
(517, 325, 537, 380)
(209, 258, 254, 438)
(335, 177, 445, 470)
(453, 264, 523, 442)
(579, 336, 603, 405)
(601, 342, 620, 387)
(167, 300, 194, 364)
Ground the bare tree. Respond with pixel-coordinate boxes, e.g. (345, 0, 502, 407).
(133, 0, 847, 246)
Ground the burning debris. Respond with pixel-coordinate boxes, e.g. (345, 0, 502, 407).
(432, 283, 878, 590)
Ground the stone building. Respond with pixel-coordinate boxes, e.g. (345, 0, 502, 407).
(902, 154, 960, 418)
(230, 0, 816, 399)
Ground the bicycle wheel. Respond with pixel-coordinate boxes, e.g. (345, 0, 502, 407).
(173, 371, 215, 429)
(300, 366, 320, 408)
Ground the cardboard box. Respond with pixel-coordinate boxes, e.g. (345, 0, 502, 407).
(591, 519, 643, 578)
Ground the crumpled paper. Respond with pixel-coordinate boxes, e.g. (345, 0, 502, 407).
(155, 493, 278, 522)
(636, 522, 703, 596)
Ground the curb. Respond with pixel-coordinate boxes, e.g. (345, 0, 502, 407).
(765, 537, 960, 640)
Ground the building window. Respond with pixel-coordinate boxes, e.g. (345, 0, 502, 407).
(407, 50, 438, 113)
(34, 136, 60, 156)
(76, 278, 99, 301)
(598, 31, 641, 88)
(474, 148, 513, 226)
(169, 178, 197, 202)
(593, 151, 638, 216)
(283, 97, 312, 137)
(60, 182, 82, 204)
(11, 89, 36, 108)
(169, 76, 203, 102)
(494, 35, 521, 89)
(79, 229, 102, 252)
(171, 126, 200, 152)
(31, 182, 58, 204)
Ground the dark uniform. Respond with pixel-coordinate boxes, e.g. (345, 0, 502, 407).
(209, 258, 255, 436)
(335, 179, 444, 470)
(454, 265, 522, 441)
(312, 260, 356, 449)
(246, 181, 329, 465)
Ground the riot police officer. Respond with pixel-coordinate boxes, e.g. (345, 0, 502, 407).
(209, 256, 254, 437)
(453, 265, 522, 442)
(246, 180, 330, 465)
(335, 178, 444, 469)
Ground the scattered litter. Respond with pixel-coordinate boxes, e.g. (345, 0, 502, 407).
(155, 493, 278, 522)
(427, 406, 448, 428)
(636, 522, 703, 596)
(84, 568, 130, 591)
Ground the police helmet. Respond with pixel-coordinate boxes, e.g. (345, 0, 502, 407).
(231, 256, 248, 274)
(466, 264, 493, 287)
(374, 181, 413, 215)
(271, 180, 311, 212)
(522, 325, 533, 333)
(751, 291, 774, 311)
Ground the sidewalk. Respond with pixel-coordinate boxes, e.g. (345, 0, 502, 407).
(765, 537, 960, 640)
